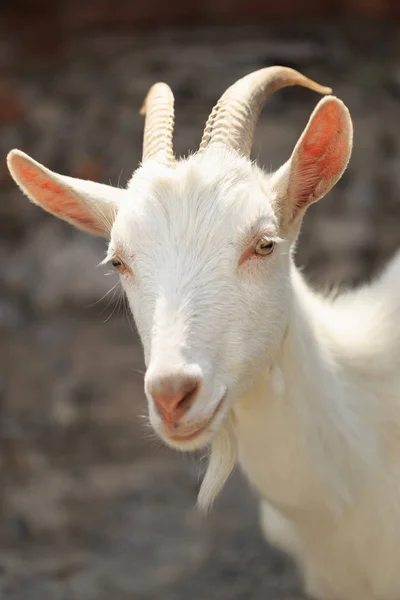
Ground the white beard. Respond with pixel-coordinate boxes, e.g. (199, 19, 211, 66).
(197, 413, 238, 513)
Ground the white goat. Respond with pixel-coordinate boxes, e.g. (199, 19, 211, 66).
(7, 66, 400, 600)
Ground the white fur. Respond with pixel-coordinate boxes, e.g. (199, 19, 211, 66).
(7, 94, 400, 600)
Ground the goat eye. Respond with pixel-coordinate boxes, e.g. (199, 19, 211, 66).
(254, 237, 275, 256)
(110, 256, 132, 276)
(111, 258, 122, 268)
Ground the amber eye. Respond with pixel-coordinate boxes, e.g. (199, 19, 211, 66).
(254, 237, 275, 256)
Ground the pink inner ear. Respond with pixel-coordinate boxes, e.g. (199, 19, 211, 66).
(292, 101, 348, 212)
(16, 160, 103, 234)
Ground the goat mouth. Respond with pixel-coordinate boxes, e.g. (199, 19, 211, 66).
(168, 393, 226, 442)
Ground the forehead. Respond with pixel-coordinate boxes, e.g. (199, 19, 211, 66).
(113, 147, 277, 247)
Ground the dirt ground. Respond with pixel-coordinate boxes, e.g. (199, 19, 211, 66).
(1, 22, 400, 599)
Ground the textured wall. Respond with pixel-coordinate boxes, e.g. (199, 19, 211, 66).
(2, 0, 400, 38)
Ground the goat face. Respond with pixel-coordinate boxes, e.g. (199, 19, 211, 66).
(6, 67, 352, 451)
(109, 146, 292, 449)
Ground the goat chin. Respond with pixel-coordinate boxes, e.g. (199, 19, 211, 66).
(197, 413, 238, 513)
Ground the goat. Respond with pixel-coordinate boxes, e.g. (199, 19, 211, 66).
(7, 66, 400, 600)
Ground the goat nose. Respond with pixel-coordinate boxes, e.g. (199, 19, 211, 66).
(147, 372, 201, 423)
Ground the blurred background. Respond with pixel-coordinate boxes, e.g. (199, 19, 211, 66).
(0, 1, 400, 599)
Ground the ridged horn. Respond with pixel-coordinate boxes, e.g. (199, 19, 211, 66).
(140, 82, 175, 165)
(199, 66, 332, 158)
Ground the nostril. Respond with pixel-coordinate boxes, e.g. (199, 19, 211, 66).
(177, 381, 199, 411)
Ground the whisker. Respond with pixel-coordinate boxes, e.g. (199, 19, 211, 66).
(117, 168, 124, 189)
(103, 283, 125, 322)
(100, 284, 121, 319)
(89, 281, 120, 308)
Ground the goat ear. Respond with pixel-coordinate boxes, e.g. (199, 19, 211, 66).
(271, 96, 353, 222)
(7, 150, 124, 238)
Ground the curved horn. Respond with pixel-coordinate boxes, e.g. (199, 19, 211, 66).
(140, 82, 175, 165)
(199, 66, 332, 158)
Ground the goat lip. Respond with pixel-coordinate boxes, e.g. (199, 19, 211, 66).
(167, 393, 226, 442)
